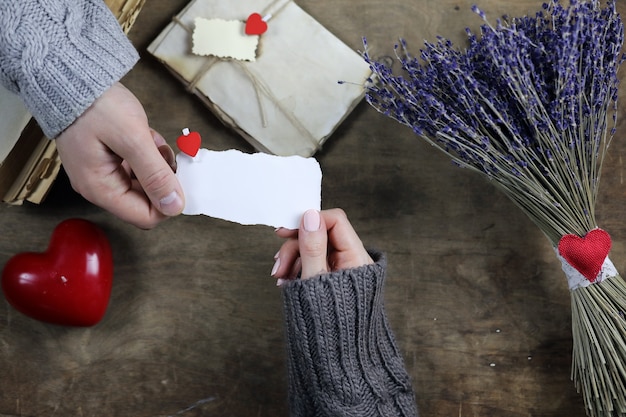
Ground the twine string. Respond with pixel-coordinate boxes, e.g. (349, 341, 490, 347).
(261, 0, 292, 17)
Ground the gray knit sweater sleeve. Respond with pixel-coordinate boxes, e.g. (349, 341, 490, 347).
(282, 251, 419, 417)
(0, 0, 139, 138)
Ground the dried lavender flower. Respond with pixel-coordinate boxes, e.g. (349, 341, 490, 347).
(364, 0, 624, 245)
(364, 2, 626, 416)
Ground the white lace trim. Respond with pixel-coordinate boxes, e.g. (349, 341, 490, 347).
(555, 248, 618, 290)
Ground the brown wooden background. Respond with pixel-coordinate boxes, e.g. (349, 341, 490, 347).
(2, 0, 626, 415)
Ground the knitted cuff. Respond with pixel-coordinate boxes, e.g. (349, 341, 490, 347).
(282, 251, 418, 417)
(0, 0, 139, 138)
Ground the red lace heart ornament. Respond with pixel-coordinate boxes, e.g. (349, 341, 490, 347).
(557, 228, 612, 282)
(176, 130, 201, 157)
(245, 13, 268, 35)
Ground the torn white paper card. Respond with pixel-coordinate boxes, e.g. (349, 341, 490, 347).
(176, 149, 321, 229)
(192, 17, 258, 61)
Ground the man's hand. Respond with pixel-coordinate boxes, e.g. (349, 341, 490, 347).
(56, 82, 184, 229)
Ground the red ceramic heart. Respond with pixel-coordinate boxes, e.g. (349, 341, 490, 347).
(1, 219, 113, 326)
(176, 130, 201, 157)
(245, 13, 268, 35)
(558, 228, 611, 282)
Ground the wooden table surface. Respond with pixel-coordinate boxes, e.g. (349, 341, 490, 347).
(2, 0, 626, 416)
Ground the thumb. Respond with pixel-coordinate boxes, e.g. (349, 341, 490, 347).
(299, 209, 329, 279)
(127, 130, 185, 217)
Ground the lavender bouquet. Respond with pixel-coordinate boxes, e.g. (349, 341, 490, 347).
(363, 0, 626, 415)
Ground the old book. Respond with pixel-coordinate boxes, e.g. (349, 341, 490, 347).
(147, 0, 371, 157)
(0, 0, 146, 205)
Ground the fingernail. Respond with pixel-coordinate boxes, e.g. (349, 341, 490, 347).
(271, 257, 281, 276)
(303, 209, 320, 232)
(276, 279, 287, 287)
(150, 129, 167, 146)
(274, 251, 280, 259)
(159, 191, 183, 216)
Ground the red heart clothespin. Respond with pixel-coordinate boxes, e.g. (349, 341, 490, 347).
(245, 12, 268, 35)
(177, 128, 201, 157)
(557, 228, 612, 282)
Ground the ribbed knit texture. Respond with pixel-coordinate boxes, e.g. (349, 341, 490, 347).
(282, 251, 419, 417)
(0, 0, 139, 138)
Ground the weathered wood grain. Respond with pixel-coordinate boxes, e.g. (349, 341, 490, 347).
(1, 0, 625, 416)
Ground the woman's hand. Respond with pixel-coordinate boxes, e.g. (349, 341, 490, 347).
(272, 208, 373, 283)
(56, 82, 184, 229)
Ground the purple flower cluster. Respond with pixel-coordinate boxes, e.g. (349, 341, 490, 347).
(364, 0, 624, 243)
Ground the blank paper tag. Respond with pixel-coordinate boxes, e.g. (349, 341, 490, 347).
(176, 149, 322, 229)
(192, 17, 258, 61)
